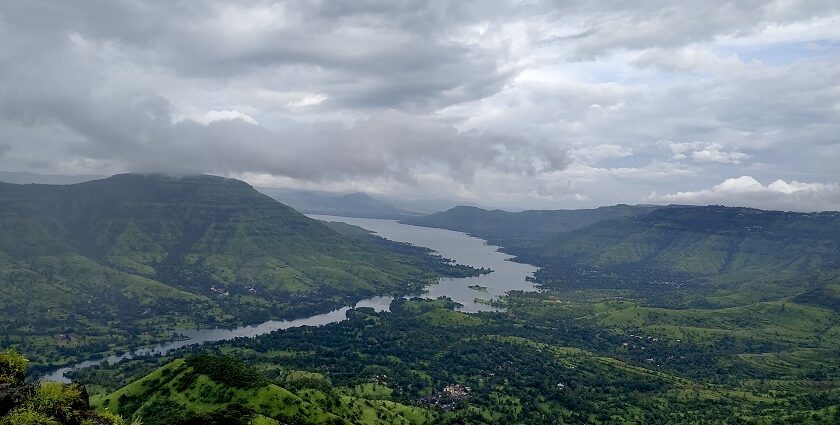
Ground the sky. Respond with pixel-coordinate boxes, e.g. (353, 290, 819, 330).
(0, 1, 839, 211)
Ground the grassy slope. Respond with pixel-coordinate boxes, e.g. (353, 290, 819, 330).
(537, 206, 840, 277)
(0, 174, 457, 366)
(96, 357, 433, 425)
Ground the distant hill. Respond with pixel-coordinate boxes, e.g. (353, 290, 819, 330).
(258, 187, 421, 219)
(403, 204, 660, 244)
(0, 174, 462, 365)
(516, 205, 840, 307)
(388, 197, 485, 215)
(536, 205, 840, 276)
(0, 171, 105, 185)
(406, 203, 840, 307)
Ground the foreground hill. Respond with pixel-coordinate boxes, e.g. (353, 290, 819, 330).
(97, 354, 432, 425)
(402, 204, 659, 244)
(259, 187, 420, 220)
(0, 174, 469, 366)
(83, 298, 840, 424)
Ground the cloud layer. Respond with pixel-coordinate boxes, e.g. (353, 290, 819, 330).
(0, 1, 838, 209)
(650, 176, 840, 212)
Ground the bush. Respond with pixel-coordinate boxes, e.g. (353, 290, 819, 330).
(0, 351, 28, 384)
(31, 382, 85, 423)
(1, 408, 60, 425)
(0, 350, 130, 425)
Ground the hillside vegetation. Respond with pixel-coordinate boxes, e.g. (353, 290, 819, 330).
(516, 206, 840, 307)
(83, 298, 839, 424)
(0, 174, 471, 367)
(0, 349, 131, 425)
(96, 355, 433, 425)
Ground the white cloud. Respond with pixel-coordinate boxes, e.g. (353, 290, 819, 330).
(1, 1, 839, 209)
(286, 93, 328, 108)
(190, 110, 258, 125)
(631, 46, 746, 73)
(691, 144, 750, 164)
(667, 142, 750, 164)
(649, 176, 840, 212)
(569, 144, 633, 163)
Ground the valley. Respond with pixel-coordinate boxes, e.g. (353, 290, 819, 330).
(0, 175, 480, 371)
(4, 3, 838, 423)
(1, 177, 838, 424)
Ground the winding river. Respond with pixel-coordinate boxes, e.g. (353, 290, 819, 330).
(43, 216, 538, 382)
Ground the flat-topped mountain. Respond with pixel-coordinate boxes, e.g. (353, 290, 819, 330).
(405, 203, 840, 307)
(508, 205, 840, 307)
(536, 205, 840, 275)
(0, 174, 461, 365)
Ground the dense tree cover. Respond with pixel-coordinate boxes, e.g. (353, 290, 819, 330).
(0, 349, 132, 425)
(184, 355, 265, 389)
(0, 174, 476, 367)
(80, 295, 838, 424)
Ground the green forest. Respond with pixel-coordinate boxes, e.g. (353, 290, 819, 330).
(0, 175, 477, 369)
(2, 177, 839, 424)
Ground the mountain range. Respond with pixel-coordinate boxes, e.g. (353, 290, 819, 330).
(405, 203, 840, 309)
(0, 174, 466, 366)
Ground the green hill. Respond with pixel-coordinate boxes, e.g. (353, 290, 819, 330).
(0, 174, 467, 366)
(539, 206, 840, 274)
(516, 205, 840, 306)
(96, 355, 434, 425)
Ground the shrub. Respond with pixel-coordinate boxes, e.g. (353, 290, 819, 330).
(31, 382, 85, 419)
(0, 351, 28, 384)
(1, 407, 60, 425)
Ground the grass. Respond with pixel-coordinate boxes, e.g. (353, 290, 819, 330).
(588, 299, 839, 348)
(96, 357, 436, 425)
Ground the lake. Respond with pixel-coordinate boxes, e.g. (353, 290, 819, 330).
(43, 216, 538, 382)
(310, 215, 539, 313)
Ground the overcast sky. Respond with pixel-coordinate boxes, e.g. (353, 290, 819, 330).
(1, 1, 839, 211)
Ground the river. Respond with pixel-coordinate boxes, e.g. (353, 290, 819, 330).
(42, 216, 538, 382)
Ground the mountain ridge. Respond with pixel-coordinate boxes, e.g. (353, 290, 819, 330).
(0, 174, 467, 366)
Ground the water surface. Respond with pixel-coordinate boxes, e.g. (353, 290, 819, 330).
(43, 216, 537, 382)
(311, 215, 539, 313)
